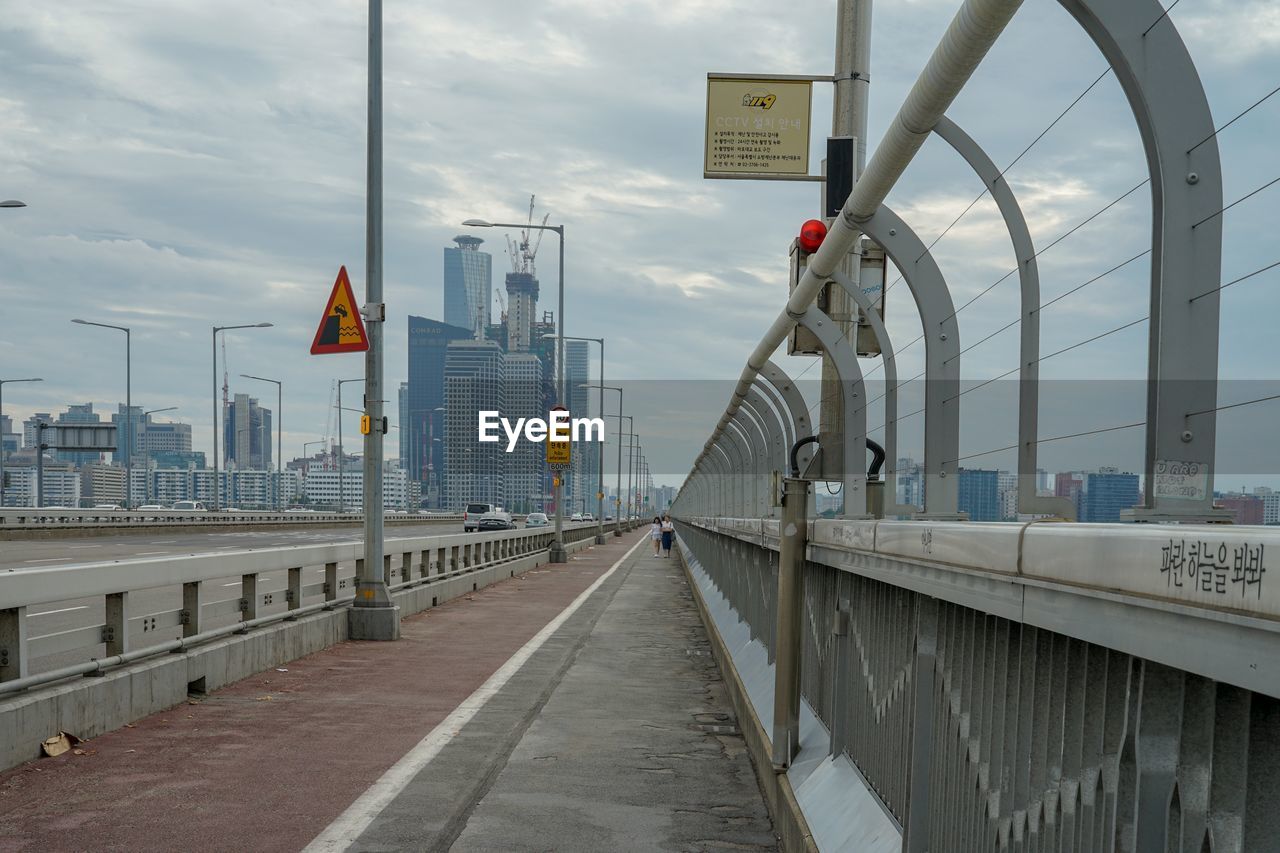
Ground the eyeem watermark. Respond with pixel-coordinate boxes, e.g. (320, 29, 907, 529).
(478, 411, 605, 452)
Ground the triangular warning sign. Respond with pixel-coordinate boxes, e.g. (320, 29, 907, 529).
(310, 266, 370, 355)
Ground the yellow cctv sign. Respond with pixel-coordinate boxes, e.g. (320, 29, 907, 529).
(705, 75, 812, 178)
(546, 406, 571, 468)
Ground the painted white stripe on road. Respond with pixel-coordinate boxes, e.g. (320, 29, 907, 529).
(303, 535, 646, 852)
(22, 558, 67, 564)
(135, 551, 169, 556)
(29, 605, 89, 617)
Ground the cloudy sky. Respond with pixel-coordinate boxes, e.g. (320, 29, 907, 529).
(0, 0, 1276, 488)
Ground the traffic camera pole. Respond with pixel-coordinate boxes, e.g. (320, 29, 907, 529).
(818, 0, 872, 496)
(350, 0, 399, 640)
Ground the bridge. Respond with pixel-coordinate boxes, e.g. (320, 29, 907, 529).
(3, 0, 1279, 850)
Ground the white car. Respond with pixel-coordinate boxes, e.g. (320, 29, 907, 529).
(570, 513, 584, 522)
(170, 500, 207, 511)
(478, 509, 515, 530)
(464, 502, 495, 532)
(582, 513, 595, 522)
(525, 512, 549, 528)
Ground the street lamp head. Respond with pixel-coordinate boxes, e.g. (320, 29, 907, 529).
(71, 318, 89, 325)
(0, 200, 26, 209)
(461, 219, 493, 228)
(255, 322, 274, 328)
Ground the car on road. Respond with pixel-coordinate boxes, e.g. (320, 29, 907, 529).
(464, 502, 495, 532)
(137, 504, 164, 511)
(171, 500, 207, 512)
(478, 508, 515, 531)
(525, 512, 549, 528)
(93, 503, 122, 511)
(570, 513, 584, 522)
(582, 513, 595, 522)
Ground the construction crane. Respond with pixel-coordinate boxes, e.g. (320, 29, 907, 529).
(505, 194, 550, 276)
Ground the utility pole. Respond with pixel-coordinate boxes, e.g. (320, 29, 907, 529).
(350, 0, 398, 640)
(818, 0, 873, 499)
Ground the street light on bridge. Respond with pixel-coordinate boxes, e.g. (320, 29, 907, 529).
(549, 333, 606, 544)
(71, 319, 133, 507)
(212, 323, 273, 512)
(241, 374, 283, 512)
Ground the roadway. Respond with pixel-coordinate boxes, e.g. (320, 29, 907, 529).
(7, 520, 554, 676)
(0, 520, 462, 570)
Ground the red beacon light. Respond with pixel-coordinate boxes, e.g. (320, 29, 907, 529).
(798, 219, 827, 254)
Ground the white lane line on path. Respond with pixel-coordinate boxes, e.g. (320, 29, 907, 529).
(28, 605, 89, 617)
(135, 551, 169, 556)
(22, 558, 67, 564)
(68, 545, 97, 550)
(303, 535, 647, 853)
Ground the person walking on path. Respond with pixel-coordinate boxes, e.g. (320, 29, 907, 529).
(650, 516, 663, 557)
(660, 514, 675, 558)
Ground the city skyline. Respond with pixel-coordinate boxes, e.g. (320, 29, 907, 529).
(1, 2, 1276, 495)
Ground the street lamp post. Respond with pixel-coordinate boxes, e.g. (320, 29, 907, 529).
(614, 417, 634, 523)
(140, 406, 177, 505)
(212, 323, 272, 511)
(337, 378, 363, 513)
(464, 216, 566, 561)
(598, 385, 625, 537)
(71, 320, 132, 507)
(241, 374, 282, 511)
(0, 377, 42, 508)
(549, 332, 606, 544)
(348, 0, 399, 640)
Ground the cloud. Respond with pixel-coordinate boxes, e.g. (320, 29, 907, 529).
(0, 0, 1275, 490)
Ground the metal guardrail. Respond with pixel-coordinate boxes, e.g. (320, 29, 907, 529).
(0, 521, 611, 694)
(0, 508, 462, 530)
(679, 517, 1280, 852)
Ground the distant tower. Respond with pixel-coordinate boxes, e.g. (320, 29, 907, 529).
(443, 235, 492, 338)
(503, 195, 550, 353)
(505, 272, 539, 352)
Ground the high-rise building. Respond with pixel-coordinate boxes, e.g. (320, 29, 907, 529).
(1255, 489, 1280, 525)
(504, 353, 544, 512)
(996, 470, 1018, 520)
(223, 393, 272, 470)
(137, 418, 193, 462)
(1055, 471, 1085, 507)
(443, 235, 492, 336)
(22, 413, 52, 449)
(0, 415, 17, 459)
(896, 457, 923, 509)
(1079, 469, 1140, 523)
(958, 468, 1000, 521)
(443, 340, 505, 509)
(505, 271, 539, 353)
(109, 404, 145, 466)
(55, 403, 102, 466)
(406, 316, 473, 499)
(1217, 494, 1263, 525)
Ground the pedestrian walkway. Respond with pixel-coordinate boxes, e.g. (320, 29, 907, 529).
(0, 531, 776, 852)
